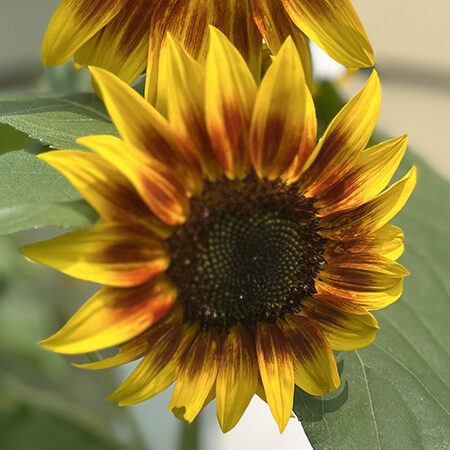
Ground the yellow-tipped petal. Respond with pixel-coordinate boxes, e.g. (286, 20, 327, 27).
(216, 326, 258, 432)
(74, 2, 156, 84)
(281, 0, 374, 68)
(73, 345, 144, 371)
(110, 322, 198, 406)
(78, 135, 190, 226)
(250, 37, 316, 179)
(302, 296, 379, 351)
(256, 323, 294, 432)
(74, 307, 183, 370)
(145, 0, 215, 103)
(145, 0, 261, 103)
(159, 34, 220, 181)
(316, 135, 408, 215)
(40, 277, 176, 355)
(89, 66, 202, 194)
(325, 224, 405, 262)
(302, 71, 381, 194)
(318, 254, 409, 310)
(281, 315, 340, 395)
(320, 167, 417, 241)
(38, 150, 153, 226)
(42, 0, 124, 66)
(20, 222, 169, 287)
(169, 330, 221, 422)
(250, 0, 314, 89)
(205, 27, 258, 178)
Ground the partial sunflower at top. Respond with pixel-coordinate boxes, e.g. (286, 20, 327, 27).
(24, 29, 413, 433)
(42, 0, 374, 99)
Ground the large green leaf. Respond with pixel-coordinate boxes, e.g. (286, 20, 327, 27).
(0, 150, 97, 234)
(0, 92, 117, 150)
(294, 153, 450, 449)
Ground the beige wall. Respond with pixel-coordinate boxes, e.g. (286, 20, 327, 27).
(347, 0, 450, 179)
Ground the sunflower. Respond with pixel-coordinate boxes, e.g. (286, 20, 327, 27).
(24, 30, 414, 432)
(42, 0, 373, 99)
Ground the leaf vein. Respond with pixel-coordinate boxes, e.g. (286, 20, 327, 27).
(355, 350, 382, 450)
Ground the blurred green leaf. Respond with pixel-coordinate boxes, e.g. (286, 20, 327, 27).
(0, 124, 30, 155)
(294, 85, 450, 449)
(0, 93, 118, 150)
(0, 151, 97, 234)
(0, 404, 124, 450)
(131, 74, 146, 97)
(42, 64, 94, 94)
(0, 233, 144, 450)
(313, 81, 346, 134)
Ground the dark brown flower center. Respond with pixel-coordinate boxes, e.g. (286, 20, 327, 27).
(168, 176, 325, 329)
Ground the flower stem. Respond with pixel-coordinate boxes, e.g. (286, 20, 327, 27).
(178, 417, 200, 450)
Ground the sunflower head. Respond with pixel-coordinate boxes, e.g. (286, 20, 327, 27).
(23, 29, 415, 433)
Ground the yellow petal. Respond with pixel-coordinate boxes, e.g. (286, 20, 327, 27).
(74, 1, 157, 84)
(38, 150, 155, 228)
(320, 167, 416, 241)
(169, 330, 221, 422)
(89, 66, 202, 195)
(74, 307, 183, 370)
(205, 27, 258, 178)
(316, 278, 404, 311)
(73, 343, 146, 371)
(281, 315, 340, 395)
(40, 276, 176, 354)
(173, 382, 216, 419)
(325, 224, 404, 261)
(110, 322, 199, 406)
(318, 254, 409, 310)
(250, 0, 314, 89)
(145, 0, 261, 103)
(158, 34, 220, 181)
(281, 0, 374, 68)
(20, 222, 169, 287)
(215, 0, 263, 81)
(216, 326, 258, 432)
(301, 296, 379, 351)
(78, 135, 189, 226)
(302, 71, 381, 194)
(250, 37, 316, 179)
(317, 135, 408, 215)
(42, 0, 124, 66)
(256, 322, 294, 432)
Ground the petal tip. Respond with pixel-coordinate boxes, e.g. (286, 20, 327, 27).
(38, 336, 58, 352)
(275, 415, 291, 433)
(19, 243, 39, 261)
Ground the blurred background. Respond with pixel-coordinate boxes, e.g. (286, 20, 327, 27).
(0, 1, 449, 449)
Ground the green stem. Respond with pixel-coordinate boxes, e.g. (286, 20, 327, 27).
(178, 417, 200, 450)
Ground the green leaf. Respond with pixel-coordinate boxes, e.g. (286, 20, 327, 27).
(0, 404, 124, 450)
(131, 74, 146, 97)
(0, 93, 118, 150)
(0, 124, 30, 155)
(0, 151, 97, 234)
(294, 153, 450, 449)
